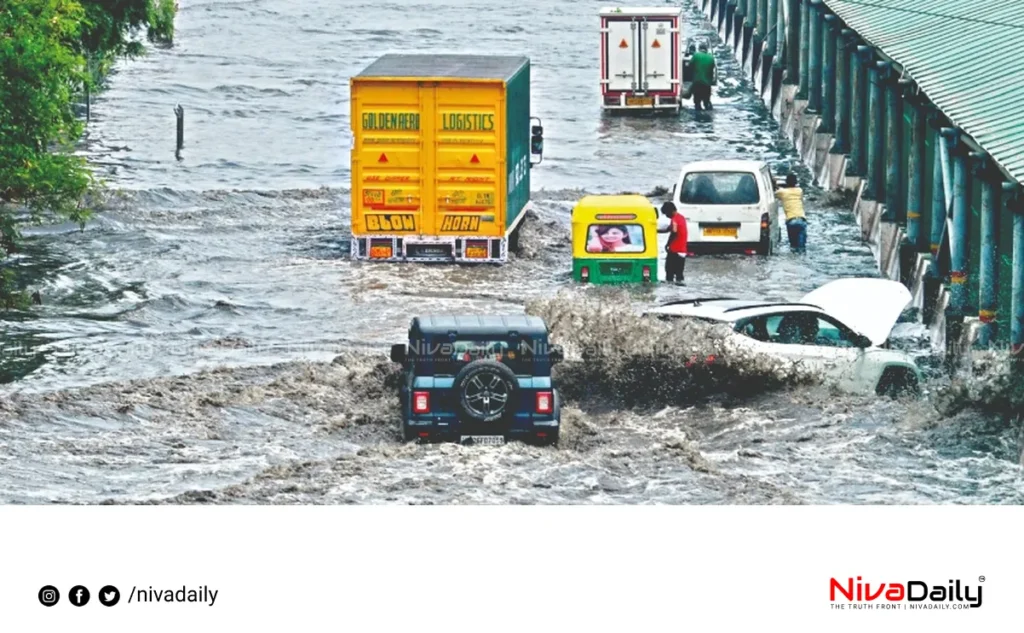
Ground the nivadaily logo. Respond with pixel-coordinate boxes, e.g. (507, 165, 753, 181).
(830, 576, 984, 610)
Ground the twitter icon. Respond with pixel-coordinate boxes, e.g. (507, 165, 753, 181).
(99, 585, 120, 607)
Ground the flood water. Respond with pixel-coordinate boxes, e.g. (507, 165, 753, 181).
(1, 0, 1021, 504)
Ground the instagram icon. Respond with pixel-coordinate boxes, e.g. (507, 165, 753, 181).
(38, 585, 60, 607)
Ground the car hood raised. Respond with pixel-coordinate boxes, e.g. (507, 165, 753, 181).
(801, 278, 911, 347)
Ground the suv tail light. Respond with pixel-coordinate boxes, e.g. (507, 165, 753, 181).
(412, 391, 430, 413)
(642, 265, 651, 281)
(535, 391, 553, 414)
(760, 212, 769, 230)
(580, 266, 590, 282)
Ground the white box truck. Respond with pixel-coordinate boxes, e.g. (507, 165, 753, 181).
(599, 7, 684, 114)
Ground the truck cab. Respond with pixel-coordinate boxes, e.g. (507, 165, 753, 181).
(389, 315, 563, 446)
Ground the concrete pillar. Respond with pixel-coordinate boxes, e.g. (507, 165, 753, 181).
(1011, 189, 1024, 365)
(975, 156, 998, 346)
(848, 45, 868, 175)
(905, 89, 926, 250)
(785, 0, 801, 83)
(732, 0, 744, 47)
(807, 0, 822, 112)
(943, 128, 969, 319)
(767, 0, 779, 57)
(884, 65, 903, 221)
(726, 0, 737, 41)
(798, 0, 810, 98)
(930, 126, 946, 257)
(865, 59, 884, 200)
(758, 0, 768, 38)
(832, 29, 852, 153)
(773, 0, 785, 60)
(819, 14, 837, 132)
(747, 0, 757, 27)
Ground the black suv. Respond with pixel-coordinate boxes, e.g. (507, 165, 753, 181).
(390, 315, 563, 446)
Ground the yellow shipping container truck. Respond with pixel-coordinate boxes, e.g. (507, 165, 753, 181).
(349, 54, 545, 263)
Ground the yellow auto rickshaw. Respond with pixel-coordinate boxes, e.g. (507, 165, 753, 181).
(571, 194, 660, 284)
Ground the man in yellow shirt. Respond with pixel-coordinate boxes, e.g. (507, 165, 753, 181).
(775, 173, 806, 253)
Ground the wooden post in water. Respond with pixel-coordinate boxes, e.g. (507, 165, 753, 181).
(174, 104, 184, 160)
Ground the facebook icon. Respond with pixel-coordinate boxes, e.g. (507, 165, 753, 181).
(69, 585, 90, 607)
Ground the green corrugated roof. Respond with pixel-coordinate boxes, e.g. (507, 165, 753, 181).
(822, 0, 1024, 185)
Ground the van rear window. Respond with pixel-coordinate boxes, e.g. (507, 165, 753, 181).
(586, 224, 646, 253)
(680, 171, 760, 205)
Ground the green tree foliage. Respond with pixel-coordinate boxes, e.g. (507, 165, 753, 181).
(1, 0, 92, 308)
(148, 0, 176, 44)
(0, 0, 176, 309)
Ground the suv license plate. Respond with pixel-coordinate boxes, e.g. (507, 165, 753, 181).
(460, 435, 505, 446)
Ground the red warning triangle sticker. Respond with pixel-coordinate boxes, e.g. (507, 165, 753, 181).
(619, 39, 628, 48)
(652, 39, 661, 48)
(378, 153, 388, 163)
(470, 154, 480, 164)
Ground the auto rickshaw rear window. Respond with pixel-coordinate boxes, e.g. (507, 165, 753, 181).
(586, 223, 646, 253)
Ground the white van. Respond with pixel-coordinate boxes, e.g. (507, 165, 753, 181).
(670, 159, 783, 255)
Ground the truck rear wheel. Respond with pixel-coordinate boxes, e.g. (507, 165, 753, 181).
(509, 217, 524, 253)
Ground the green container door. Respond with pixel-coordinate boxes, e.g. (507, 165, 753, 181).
(504, 60, 531, 233)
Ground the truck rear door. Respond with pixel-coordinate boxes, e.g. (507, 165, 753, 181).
(433, 83, 504, 239)
(352, 81, 427, 236)
(603, 16, 640, 92)
(640, 17, 679, 95)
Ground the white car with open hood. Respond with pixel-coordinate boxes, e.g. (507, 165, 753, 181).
(643, 278, 924, 396)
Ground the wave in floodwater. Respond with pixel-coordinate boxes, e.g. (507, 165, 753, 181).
(3, 294, 1024, 505)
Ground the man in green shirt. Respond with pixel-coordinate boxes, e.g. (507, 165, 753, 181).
(690, 42, 717, 111)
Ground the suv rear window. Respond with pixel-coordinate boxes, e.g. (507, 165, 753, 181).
(679, 171, 760, 205)
(586, 224, 646, 253)
(412, 338, 534, 375)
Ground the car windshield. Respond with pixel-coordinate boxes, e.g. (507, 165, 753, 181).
(679, 171, 760, 205)
(586, 223, 646, 253)
(415, 339, 533, 374)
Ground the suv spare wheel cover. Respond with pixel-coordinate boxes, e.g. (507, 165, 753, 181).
(453, 360, 518, 424)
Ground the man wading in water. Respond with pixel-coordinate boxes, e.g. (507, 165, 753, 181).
(775, 173, 807, 253)
(690, 42, 716, 111)
(659, 201, 688, 284)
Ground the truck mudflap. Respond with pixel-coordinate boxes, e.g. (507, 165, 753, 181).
(350, 201, 532, 264)
(351, 235, 510, 263)
(602, 92, 681, 111)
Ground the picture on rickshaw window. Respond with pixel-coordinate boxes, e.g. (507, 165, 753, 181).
(586, 224, 646, 253)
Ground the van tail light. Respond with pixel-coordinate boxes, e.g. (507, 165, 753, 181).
(642, 265, 651, 281)
(760, 212, 769, 230)
(580, 266, 590, 282)
(535, 391, 553, 414)
(706, 355, 717, 364)
(412, 391, 430, 413)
